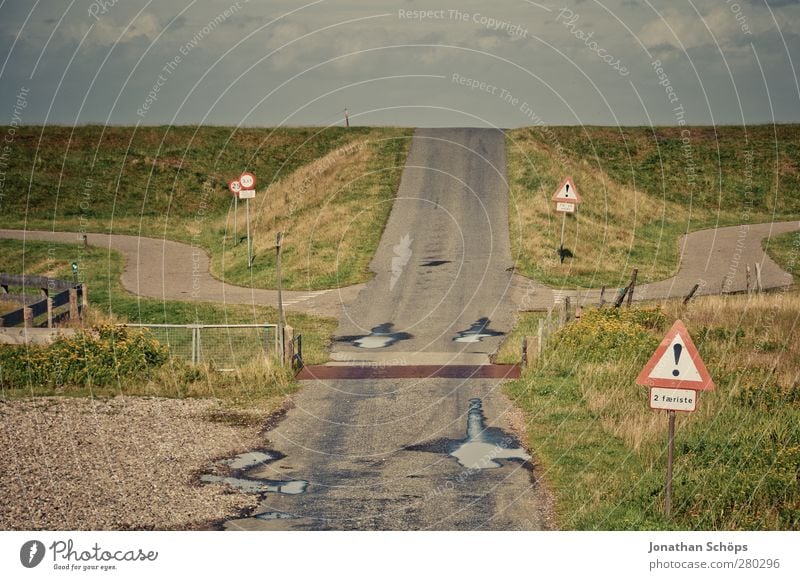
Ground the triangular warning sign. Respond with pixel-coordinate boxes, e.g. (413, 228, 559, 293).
(551, 176, 581, 203)
(636, 320, 714, 390)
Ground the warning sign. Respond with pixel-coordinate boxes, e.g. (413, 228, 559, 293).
(551, 176, 581, 204)
(636, 320, 714, 391)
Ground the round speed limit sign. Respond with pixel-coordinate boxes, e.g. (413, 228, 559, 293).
(228, 179, 242, 195)
(239, 172, 256, 189)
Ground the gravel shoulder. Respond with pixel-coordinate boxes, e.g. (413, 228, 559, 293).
(0, 396, 273, 530)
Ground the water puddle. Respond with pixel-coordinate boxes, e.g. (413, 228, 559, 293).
(201, 475, 308, 495)
(334, 323, 413, 349)
(405, 398, 530, 470)
(255, 511, 297, 521)
(452, 318, 505, 343)
(200, 450, 307, 496)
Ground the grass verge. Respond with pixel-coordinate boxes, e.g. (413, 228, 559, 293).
(764, 230, 800, 283)
(506, 125, 800, 289)
(506, 291, 800, 530)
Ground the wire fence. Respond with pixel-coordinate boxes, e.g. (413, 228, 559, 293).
(123, 324, 280, 370)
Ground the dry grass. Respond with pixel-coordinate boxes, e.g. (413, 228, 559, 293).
(204, 127, 413, 290)
(507, 289, 800, 529)
(506, 128, 689, 287)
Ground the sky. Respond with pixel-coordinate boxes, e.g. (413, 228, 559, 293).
(1, 0, 799, 127)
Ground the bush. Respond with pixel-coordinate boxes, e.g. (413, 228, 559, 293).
(0, 325, 168, 389)
(553, 307, 664, 362)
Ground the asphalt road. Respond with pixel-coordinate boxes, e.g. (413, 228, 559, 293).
(331, 128, 516, 366)
(213, 129, 547, 531)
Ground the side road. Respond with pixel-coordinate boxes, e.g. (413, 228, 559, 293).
(0, 229, 360, 318)
(2, 219, 797, 318)
(511, 220, 800, 310)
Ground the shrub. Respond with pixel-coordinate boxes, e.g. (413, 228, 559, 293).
(0, 325, 168, 389)
(553, 307, 664, 363)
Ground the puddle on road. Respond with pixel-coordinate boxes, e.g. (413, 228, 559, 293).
(201, 475, 308, 495)
(255, 511, 297, 521)
(405, 398, 530, 470)
(453, 318, 505, 344)
(200, 450, 307, 496)
(221, 451, 274, 470)
(334, 322, 413, 349)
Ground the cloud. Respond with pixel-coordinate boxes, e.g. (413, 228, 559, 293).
(61, 11, 161, 47)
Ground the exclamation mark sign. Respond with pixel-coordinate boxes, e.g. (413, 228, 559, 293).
(565, 184, 570, 197)
(672, 343, 683, 377)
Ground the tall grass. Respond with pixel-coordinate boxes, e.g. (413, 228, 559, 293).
(506, 125, 800, 288)
(507, 291, 800, 530)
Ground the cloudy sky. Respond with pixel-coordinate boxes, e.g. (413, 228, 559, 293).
(1, 0, 798, 127)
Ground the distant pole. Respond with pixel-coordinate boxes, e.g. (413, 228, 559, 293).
(276, 232, 286, 360)
(234, 196, 238, 246)
(559, 212, 567, 263)
(246, 198, 252, 268)
(665, 410, 676, 519)
(344, 108, 350, 128)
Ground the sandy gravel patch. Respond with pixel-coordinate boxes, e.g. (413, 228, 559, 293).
(0, 397, 269, 530)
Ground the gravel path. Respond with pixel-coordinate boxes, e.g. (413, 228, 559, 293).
(0, 397, 270, 530)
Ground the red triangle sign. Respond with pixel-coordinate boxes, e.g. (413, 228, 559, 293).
(551, 176, 581, 203)
(636, 320, 714, 391)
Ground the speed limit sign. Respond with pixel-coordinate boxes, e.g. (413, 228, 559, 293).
(228, 179, 242, 196)
(239, 172, 256, 189)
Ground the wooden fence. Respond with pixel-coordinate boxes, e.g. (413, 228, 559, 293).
(0, 274, 87, 328)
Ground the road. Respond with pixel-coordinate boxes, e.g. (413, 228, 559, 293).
(215, 129, 547, 530)
(331, 128, 516, 366)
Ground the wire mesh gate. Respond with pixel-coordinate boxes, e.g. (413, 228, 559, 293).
(122, 324, 280, 370)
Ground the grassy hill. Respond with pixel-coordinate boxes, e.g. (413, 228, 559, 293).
(0, 125, 413, 290)
(507, 125, 800, 288)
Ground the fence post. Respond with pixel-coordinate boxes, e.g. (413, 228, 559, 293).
(522, 336, 528, 369)
(745, 264, 752, 294)
(563, 296, 572, 323)
(191, 326, 198, 365)
(537, 318, 544, 358)
(283, 325, 294, 366)
(23, 307, 33, 328)
(599, 286, 605, 307)
(627, 269, 638, 307)
(69, 288, 79, 322)
(683, 283, 700, 305)
(755, 263, 763, 293)
(81, 283, 88, 310)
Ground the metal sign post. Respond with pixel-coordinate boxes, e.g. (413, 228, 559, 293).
(276, 231, 286, 363)
(228, 179, 242, 246)
(246, 198, 252, 268)
(637, 320, 715, 519)
(238, 172, 257, 268)
(552, 177, 581, 263)
(665, 410, 676, 518)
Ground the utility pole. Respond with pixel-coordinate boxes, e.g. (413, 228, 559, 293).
(276, 232, 286, 360)
(344, 107, 350, 128)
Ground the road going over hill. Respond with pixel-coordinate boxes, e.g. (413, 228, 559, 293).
(330, 128, 516, 366)
(216, 129, 547, 530)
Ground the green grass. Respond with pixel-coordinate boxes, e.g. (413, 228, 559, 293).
(0, 125, 413, 290)
(765, 230, 800, 283)
(0, 239, 335, 365)
(507, 125, 800, 288)
(507, 294, 800, 530)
